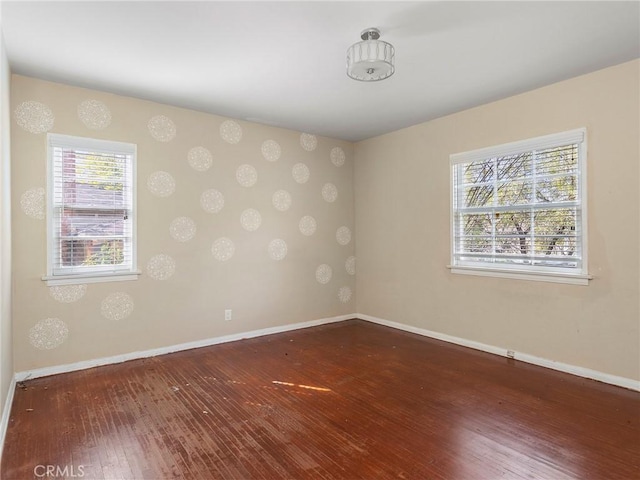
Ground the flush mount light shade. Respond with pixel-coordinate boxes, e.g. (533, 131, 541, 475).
(346, 28, 395, 82)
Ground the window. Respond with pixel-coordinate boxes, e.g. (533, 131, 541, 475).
(450, 128, 590, 285)
(44, 134, 138, 285)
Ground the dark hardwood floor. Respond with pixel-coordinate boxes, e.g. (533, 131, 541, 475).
(2, 319, 639, 479)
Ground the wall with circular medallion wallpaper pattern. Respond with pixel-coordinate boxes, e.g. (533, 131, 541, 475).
(11, 75, 355, 372)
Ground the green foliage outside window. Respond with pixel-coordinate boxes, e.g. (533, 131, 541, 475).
(83, 241, 125, 266)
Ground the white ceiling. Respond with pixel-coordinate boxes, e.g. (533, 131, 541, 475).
(1, 1, 639, 142)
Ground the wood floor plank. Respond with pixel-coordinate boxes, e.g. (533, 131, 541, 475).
(2, 319, 639, 479)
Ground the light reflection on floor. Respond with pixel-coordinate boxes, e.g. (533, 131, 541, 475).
(272, 380, 332, 392)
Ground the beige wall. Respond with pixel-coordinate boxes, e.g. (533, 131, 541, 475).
(8, 61, 639, 383)
(0, 27, 13, 419)
(11, 75, 355, 372)
(355, 60, 640, 381)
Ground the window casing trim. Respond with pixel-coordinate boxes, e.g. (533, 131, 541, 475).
(449, 128, 590, 284)
(42, 271, 142, 287)
(449, 129, 585, 165)
(447, 265, 592, 285)
(45, 134, 138, 285)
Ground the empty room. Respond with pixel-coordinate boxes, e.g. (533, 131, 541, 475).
(0, 1, 639, 479)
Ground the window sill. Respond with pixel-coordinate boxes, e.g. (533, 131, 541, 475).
(42, 271, 141, 286)
(447, 265, 592, 285)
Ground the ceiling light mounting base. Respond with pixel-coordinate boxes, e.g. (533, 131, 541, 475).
(360, 28, 381, 41)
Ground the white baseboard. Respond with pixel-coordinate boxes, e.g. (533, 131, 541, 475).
(357, 313, 640, 392)
(0, 376, 16, 463)
(15, 314, 353, 382)
(13, 312, 640, 392)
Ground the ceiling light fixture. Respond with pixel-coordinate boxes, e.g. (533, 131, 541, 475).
(346, 27, 395, 82)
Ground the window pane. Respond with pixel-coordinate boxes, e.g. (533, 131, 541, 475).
(62, 208, 126, 237)
(463, 184, 494, 208)
(83, 240, 126, 266)
(464, 160, 494, 184)
(62, 152, 127, 208)
(458, 237, 493, 253)
(461, 212, 492, 237)
(494, 211, 531, 235)
(497, 181, 532, 206)
(535, 145, 578, 176)
(534, 209, 576, 235)
(61, 239, 126, 267)
(536, 176, 577, 203)
(534, 237, 577, 262)
(459, 212, 493, 254)
(495, 211, 532, 256)
(533, 209, 578, 262)
(496, 152, 531, 181)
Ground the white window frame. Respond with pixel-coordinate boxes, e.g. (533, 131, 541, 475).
(43, 134, 140, 286)
(449, 128, 591, 285)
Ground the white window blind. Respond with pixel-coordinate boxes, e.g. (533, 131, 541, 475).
(47, 134, 136, 280)
(450, 129, 588, 281)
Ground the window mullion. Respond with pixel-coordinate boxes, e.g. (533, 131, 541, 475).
(455, 165, 463, 260)
(491, 157, 497, 262)
(531, 150, 537, 265)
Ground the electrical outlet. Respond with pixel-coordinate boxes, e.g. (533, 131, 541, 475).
(224, 309, 232, 321)
(507, 350, 515, 359)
